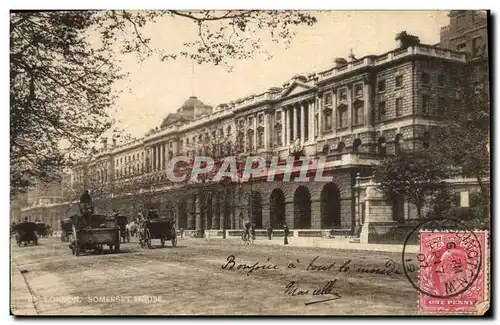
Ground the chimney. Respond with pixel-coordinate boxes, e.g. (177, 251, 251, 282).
(101, 137, 108, 150)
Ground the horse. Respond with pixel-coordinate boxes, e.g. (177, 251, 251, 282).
(126, 221, 139, 237)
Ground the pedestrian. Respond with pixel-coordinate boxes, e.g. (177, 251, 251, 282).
(267, 224, 273, 240)
(283, 223, 290, 245)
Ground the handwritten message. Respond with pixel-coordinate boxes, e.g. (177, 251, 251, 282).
(221, 255, 403, 305)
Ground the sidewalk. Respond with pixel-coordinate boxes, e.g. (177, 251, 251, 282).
(10, 260, 37, 316)
(199, 237, 419, 254)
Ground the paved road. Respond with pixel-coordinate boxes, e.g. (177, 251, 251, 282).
(11, 236, 420, 315)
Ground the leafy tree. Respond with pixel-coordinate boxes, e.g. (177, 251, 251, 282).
(10, 10, 317, 197)
(374, 151, 450, 219)
(427, 62, 490, 199)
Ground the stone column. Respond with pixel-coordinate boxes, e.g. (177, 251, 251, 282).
(187, 196, 194, 230)
(195, 196, 201, 231)
(347, 85, 353, 131)
(310, 199, 321, 229)
(307, 98, 314, 142)
(300, 102, 305, 146)
(253, 114, 257, 151)
(281, 109, 286, 147)
(292, 105, 300, 139)
(219, 194, 226, 230)
(316, 96, 321, 136)
(285, 108, 290, 145)
(262, 202, 270, 228)
(331, 90, 337, 133)
(212, 196, 218, 230)
(285, 201, 295, 228)
(363, 82, 371, 126)
(264, 113, 270, 150)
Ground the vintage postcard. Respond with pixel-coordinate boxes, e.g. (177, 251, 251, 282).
(10, 9, 491, 316)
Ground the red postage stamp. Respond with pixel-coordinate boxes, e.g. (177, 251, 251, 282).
(417, 230, 488, 314)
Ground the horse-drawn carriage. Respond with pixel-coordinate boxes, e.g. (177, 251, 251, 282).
(35, 222, 52, 238)
(13, 222, 38, 247)
(139, 217, 177, 249)
(69, 213, 120, 256)
(60, 217, 74, 242)
(116, 215, 130, 243)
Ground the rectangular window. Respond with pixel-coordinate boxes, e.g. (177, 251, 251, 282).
(472, 37, 485, 57)
(276, 128, 282, 146)
(395, 75, 403, 88)
(338, 88, 347, 101)
(276, 111, 282, 121)
(354, 83, 364, 98)
(324, 92, 333, 106)
(422, 95, 430, 114)
(378, 80, 386, 92)
(438, 97, 446, 116)
(339, 107, 348, 128)
(354, 102, 364, 125)
(248, 116, 254, 125)
(456, 43, 467, 53)
(258, 114, 264, 125)
(378, 101, 386, 122)
(437, 74, 444, 87)
(257, 130, 264, 148)
(395, 98, 403, 117)
(421, 72, 430, 85)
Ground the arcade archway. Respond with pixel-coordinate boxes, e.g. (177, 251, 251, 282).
(250, 191, 263, 229)
(270, 188, 286, 229)
(294, 186, 311, 229)
(320, 183, 341, 229)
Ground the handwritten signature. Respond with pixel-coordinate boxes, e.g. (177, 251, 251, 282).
(284, 280, 342, 306)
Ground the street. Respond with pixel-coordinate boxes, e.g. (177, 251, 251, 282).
(11, 236, 420, 316)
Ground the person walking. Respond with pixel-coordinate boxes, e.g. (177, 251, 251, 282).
(283, 223, 290, 245)
(267, 224, 273, 240)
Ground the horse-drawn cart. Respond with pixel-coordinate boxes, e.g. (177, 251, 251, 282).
(35, 222, 49, 238)
(14, 222, 38, 247)
(69, 214, 120, 256)
(116, 215, 130, 243)
(139, 217, 177, 248)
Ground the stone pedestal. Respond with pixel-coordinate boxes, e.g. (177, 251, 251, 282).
(359, 185, 393, 244)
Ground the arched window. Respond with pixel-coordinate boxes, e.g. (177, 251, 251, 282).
(352, 139, 362, 153)
(337, 142, 345, 153)
(378, 137, 386, 155)
(322, 144, 330, 155)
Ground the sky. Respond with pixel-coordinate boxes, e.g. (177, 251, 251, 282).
(108, 10, 451, 141)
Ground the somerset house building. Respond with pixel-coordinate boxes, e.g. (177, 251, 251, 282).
(20, 11, 488, 242)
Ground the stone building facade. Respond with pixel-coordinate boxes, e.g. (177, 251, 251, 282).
(20, 11, 488, 238)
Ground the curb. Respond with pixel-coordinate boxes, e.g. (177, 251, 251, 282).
(192, 237, 419, 253)
(10, 260, 38, 316)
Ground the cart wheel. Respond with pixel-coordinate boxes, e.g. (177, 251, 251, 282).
(172, 237, 178, 247)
